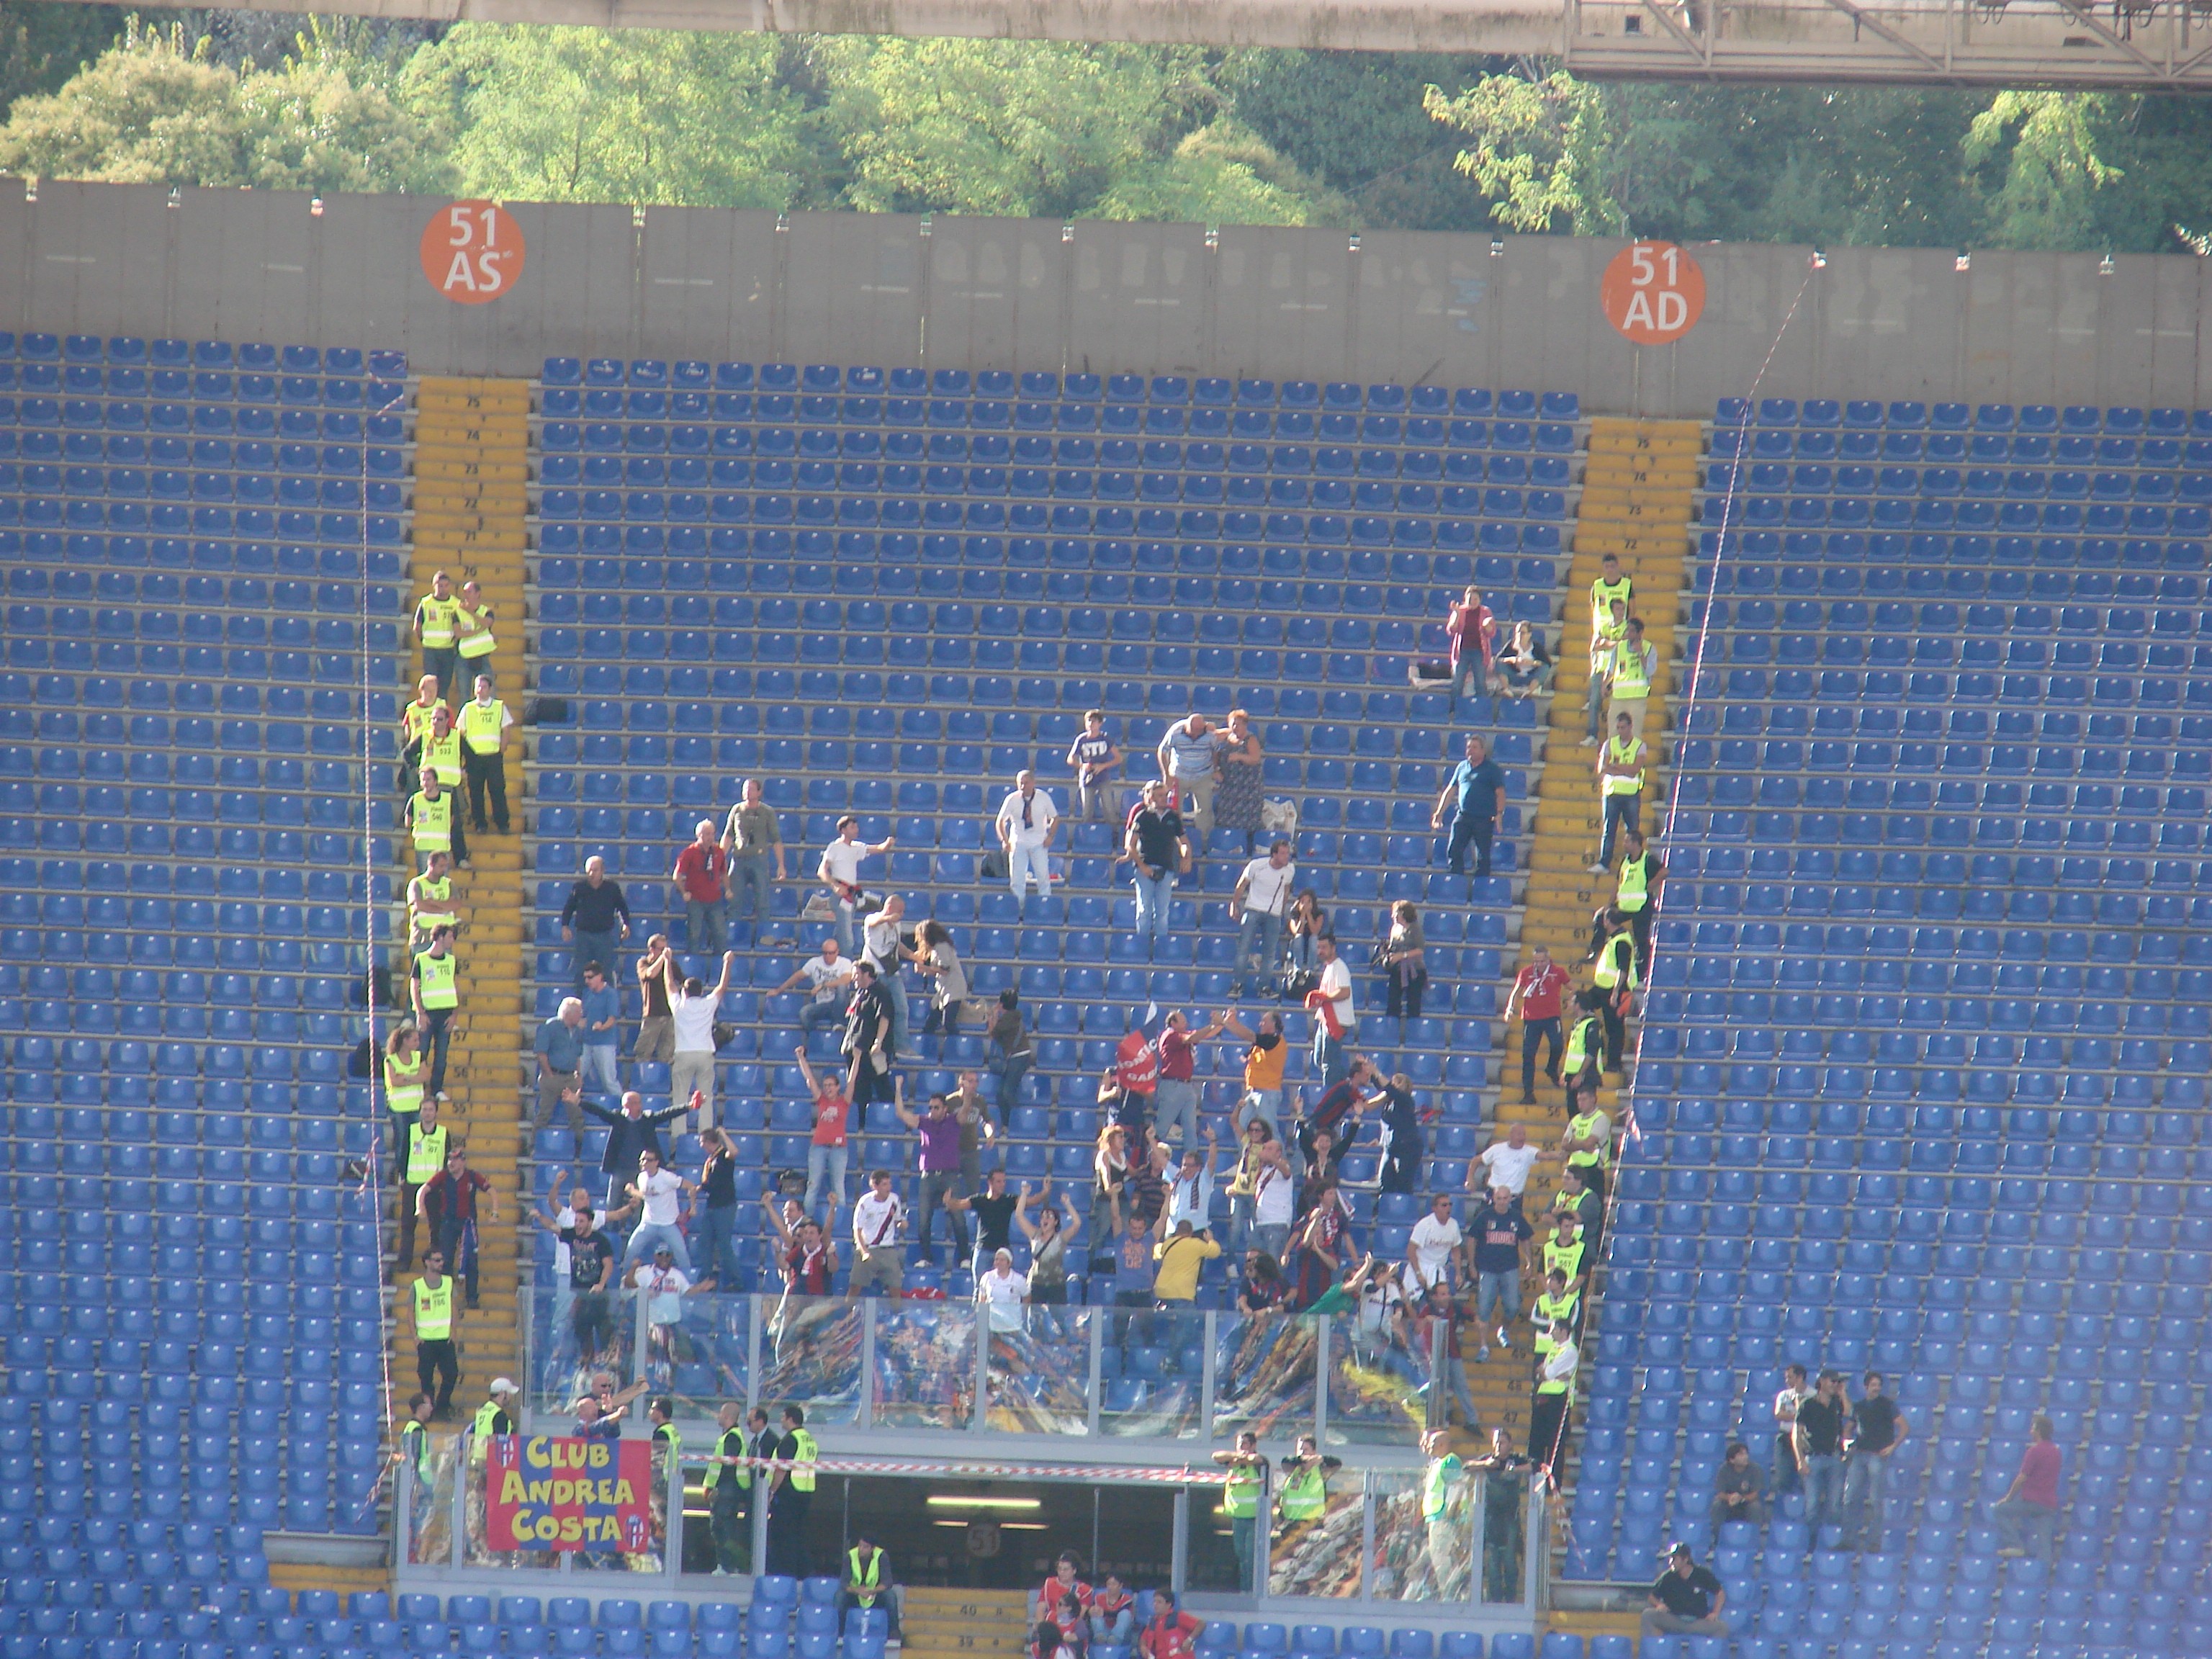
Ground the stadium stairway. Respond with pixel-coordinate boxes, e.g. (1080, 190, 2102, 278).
(1513, 418, 1699, 1640)
(898, 1586, 1031, 1659)
(386, 378, 531, 1429)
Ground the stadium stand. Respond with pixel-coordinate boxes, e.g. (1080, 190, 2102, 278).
(0, 331, 410, 1617)
(515, 359, 1584, 1329)
(1560, 396, 2212, 1652)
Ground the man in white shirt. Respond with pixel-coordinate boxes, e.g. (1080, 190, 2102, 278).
(778, 938, 857, 1039)
(1406, 1193, 1465, 1294)
(976, 1247, 1030, 1333)
(849, 1169, 907, 1298)
(1165, 1130, 1220, 1234)
(1231, 839, 1298, 999)
(817, 815, 894, 956)
(1530, 1324, 1581, 1470)
(619, 1147, 698, 1272)
(1475, 1121, 1541, 1200)
(1310, 935, 1357, 1088)
(993, 770, 1060, 902)
(1249, 1138, 1296, 1264)
(860, 894, 909, 1058)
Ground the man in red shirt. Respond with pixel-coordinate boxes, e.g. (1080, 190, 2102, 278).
(1993, 1412, 2062, 1560)
(672, 817, 731, 958)
(418, 1144, 498, 1310)
(1105, 1017, 1159, 1143)
(1032, 1552, 1093, 1624)
(1504, 943, 1570, 1105)
(1153, 1008, 1226, 1150)
(1139, 1591, 1202, 1659)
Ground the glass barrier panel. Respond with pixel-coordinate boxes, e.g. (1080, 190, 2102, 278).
(757, 1292, 866, 1427)
(1479, 1469, 1531, 1604)
(657, 1290, 752, 1418)
(527, 1278, 641, 1426)
(985, 1304, 1094, 1434)
(1098, 1305, 1205, 1439)
(1369, 1467, 1472, 1603)
(1210, 1312, 1318, 1439)
(684, 1447, 762, 1578)
(625, 1436, 678, 1574)
(1326, 1298, 1434, 1445)
(872, 1298, 977, 1430)
(403, 1432, 457, 1566)
(1266, 1467, 1363, 1599)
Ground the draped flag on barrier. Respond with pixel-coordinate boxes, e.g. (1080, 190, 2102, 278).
(485, 1435, 652, 1551)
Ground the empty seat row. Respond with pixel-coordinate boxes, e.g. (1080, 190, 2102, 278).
(541, 354, 1577, 418)
(1711, 492, 2208, 536)
(1717, 395, 2211, 435)
(0, 336, 403, 375)
(1717, 426, 2212, 468)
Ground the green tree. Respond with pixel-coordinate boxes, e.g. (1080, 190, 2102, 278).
(814, 37, 1208, 218)
(0, 0, 126, 114)
(1092, 120, 1354, 225)
(403, 23, 822, 208)
(1424, 69, 1626, 234)
(1964, 89, 2118, 250)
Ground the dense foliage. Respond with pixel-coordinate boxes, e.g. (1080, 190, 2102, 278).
(4, 4, 2212, 253)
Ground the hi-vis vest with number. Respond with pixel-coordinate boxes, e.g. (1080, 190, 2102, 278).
(423, 728, 464, 787)
(1537, 1346, 1578, 1398)
(1566, 1110, 1611, 1172)
(418, 594, 459, 647)
(1593, 932, 1639, 994)
(460, 698, 508, 755)
(1610, 640, 1650, 701)
(1617, 853, 1653, 914)
(413, 1274, 454, 1341)
(469, 1397, 511, 1465)
(410, 788, 454, 851)
(847, 1547, 884, 1605)
(457, 605, 496, 660)
(1604, 734, 1644, 797)
(1534, 1289, 1580, 1358)
(408, 1121, 450, 1184)
(784, 1429, 817, 1491)
(1278, 1463, 1328, 1520)
(384, 1050, 426, 1116)
(703, 1426, 749, 1491)
(414, 950, 459, 1010)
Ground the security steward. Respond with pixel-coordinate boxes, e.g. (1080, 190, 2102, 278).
(1561, 987, 1606, 1116)
(470, 1377, 521, 1452)
(415, 568, 462, 695)
(703, 1401, 752, 1577)
(407, 761, 469, 873)
(841, 1531, 902, 1640)
(397, 1096, 448, 1272)
(1610, 828, 1663, 975)
(412, 1246, 459, 1416)
(1210, 1429, 1267, 1593)
(407, 850, 459, 953)
(1274, 1432, 1343, 1545)
(458, 672, 515, 837)
(768, 1405, 817, 1578)
(1588, 909, 1639, 1070)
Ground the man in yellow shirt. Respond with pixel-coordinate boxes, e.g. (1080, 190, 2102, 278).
(1152, 1219, 1222, 1306)
(413, 569, 461, 696)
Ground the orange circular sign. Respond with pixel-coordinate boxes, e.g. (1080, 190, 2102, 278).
(1600, 240, 1706, 346)
(420, 200, 526, 305)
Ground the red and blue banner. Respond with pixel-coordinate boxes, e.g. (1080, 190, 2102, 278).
(485, 1435, 652, 1551)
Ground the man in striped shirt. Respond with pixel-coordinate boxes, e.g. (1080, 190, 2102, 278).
(1156, 713, 1228, 845)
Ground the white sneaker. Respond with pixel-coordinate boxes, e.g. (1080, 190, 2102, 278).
(1579, 736, 1599, 747)
(1586, 862, 1607, 875)
(711, 1566, 728, 1576)
(1496, 1325, 1510, 1347)
(435, 1090, 451, 1102)
(1476, 1345, 1491, 1363)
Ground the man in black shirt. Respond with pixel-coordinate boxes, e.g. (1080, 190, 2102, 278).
(559, 855, 633, 989)
(1640, 1543, 1727, 1639)
(1843, 1370, 1909, 1552)
(1124, 779, 1190, 954)
(1795, 1370, 1850, 1540)
(947, 1166, 1021, 1280)
(544, 1204, 617, 1363)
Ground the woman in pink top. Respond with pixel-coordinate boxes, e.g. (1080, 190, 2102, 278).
(1447, 585, 1498, 709)
(795, 1049, 850, 1226)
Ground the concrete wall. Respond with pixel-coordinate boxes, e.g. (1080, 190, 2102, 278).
(7, 179, 2212, 415)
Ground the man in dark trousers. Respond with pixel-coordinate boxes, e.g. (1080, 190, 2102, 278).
(1430, 734, 1508, 878)
(768, 1404, 817, 1577)
(582, 1089, 688, 1214)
